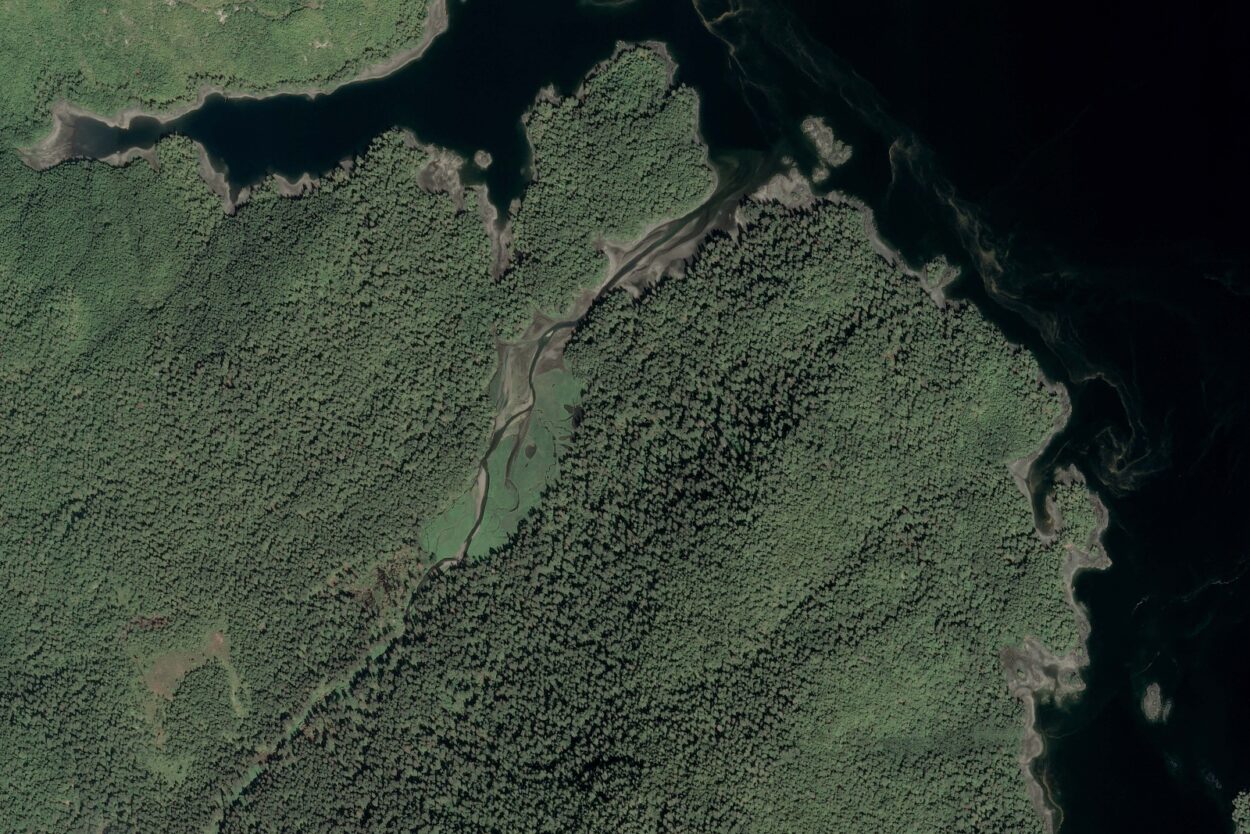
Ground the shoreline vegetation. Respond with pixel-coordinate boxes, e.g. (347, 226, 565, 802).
(0, 0, 446, 143)
(17, 0, 449, 132)
(822, 167, 1112, 834)
(1003, 465, 1111, 832)
(15, 28, 681, 224)
(5, 20, 1107, 832)
(17, 0, 450, 213)
(758, 125, 1112, 833)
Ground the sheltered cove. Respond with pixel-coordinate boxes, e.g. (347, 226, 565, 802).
(19, 0, 451, 212)
(16, 0, 735, 223)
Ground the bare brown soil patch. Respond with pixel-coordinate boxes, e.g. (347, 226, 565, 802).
(143, 629, 235, 701)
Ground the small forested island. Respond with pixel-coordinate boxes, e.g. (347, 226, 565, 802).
(0, 2, 1105, 832)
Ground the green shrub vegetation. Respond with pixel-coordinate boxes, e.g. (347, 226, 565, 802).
(0, 0, 435, 141)
(1235, 791, 1250, 834)
(0, 13, 1091, 831)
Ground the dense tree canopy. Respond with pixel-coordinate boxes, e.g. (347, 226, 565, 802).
(0, 24, 1095, 833)
(220, 200, 1095, 833)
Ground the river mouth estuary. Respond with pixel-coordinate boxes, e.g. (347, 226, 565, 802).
(15, 0, 1250, 832)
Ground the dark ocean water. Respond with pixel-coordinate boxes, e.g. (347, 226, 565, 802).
(44, 1, 1250, 830)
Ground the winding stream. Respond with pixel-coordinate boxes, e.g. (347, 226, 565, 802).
(449, 152, 768, 561)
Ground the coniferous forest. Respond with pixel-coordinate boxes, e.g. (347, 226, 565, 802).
(0, 4, 1104, 832)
